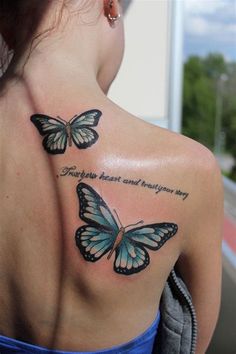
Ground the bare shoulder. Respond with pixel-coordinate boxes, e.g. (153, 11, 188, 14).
(128, 112, 221, 178)
(169, 129, 223, 199)
(111, 105, 222, 196)
(150, 124, 223, 217)
(152, 121, 219, 169)
(150, 120, 221, 182)
(125, 113, 223, 227)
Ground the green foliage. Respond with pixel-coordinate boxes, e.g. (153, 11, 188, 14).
(203, 53, 227, 79)
(182, 53, 236, 181)
(183, 73, 215, 148)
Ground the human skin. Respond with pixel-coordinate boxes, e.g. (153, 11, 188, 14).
(0, 1, 223, 352)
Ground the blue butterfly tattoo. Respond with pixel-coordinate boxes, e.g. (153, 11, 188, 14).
(30, 109, 101, 154)
(75, 183, 178, 275)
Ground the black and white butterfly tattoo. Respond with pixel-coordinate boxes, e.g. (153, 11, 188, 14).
(75, 183, 178, 276)
(30, 109, 101, 154)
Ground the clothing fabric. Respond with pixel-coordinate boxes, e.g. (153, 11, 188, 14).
(0, 311, 160, 354)
(152, 268, 197, 354)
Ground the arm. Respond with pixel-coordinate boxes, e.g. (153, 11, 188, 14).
(176, 153, 223, 353)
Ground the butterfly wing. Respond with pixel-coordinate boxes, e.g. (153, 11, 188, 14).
(75, 226, 116, 262)
(114, 237, 150, 275)
(70, 109, 101, 149)
(75, 183, 119, 262)
(125, 223, 178, 250)
(114, 223, 178, 275)
(76, 183, 119, 230)
(31, 114, 67, 154)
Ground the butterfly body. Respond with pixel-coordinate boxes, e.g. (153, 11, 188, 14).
(107, 227, 125, 260)
(75, 183, 178, 276)
(31, 109, 101, 154)
(65, 122, 72, 146)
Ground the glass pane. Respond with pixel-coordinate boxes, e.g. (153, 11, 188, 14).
(182, 0, 236, 183)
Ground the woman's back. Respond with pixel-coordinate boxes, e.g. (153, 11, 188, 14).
(0, 1, 223, 352)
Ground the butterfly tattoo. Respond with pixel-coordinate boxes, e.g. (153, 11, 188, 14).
(75, 183, 178, 276)
(30, 109, 102, 154)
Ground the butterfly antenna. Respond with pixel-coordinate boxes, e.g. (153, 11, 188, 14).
(125, 220, 144, 230)
(56, 116, 66, 123)
(69, 114, 78, 122)
(113, 209, 123, 227)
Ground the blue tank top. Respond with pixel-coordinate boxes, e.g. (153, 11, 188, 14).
(0, 312, 160, 354)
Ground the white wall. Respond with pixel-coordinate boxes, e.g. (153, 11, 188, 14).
(108, 0, 184, 132)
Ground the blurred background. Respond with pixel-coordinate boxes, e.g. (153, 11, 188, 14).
(109, 1, 236, 353)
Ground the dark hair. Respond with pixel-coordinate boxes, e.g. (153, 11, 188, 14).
(0, 0, 54, 75)
(0, 0, 99, 76)
(2, 1, 56, 47)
